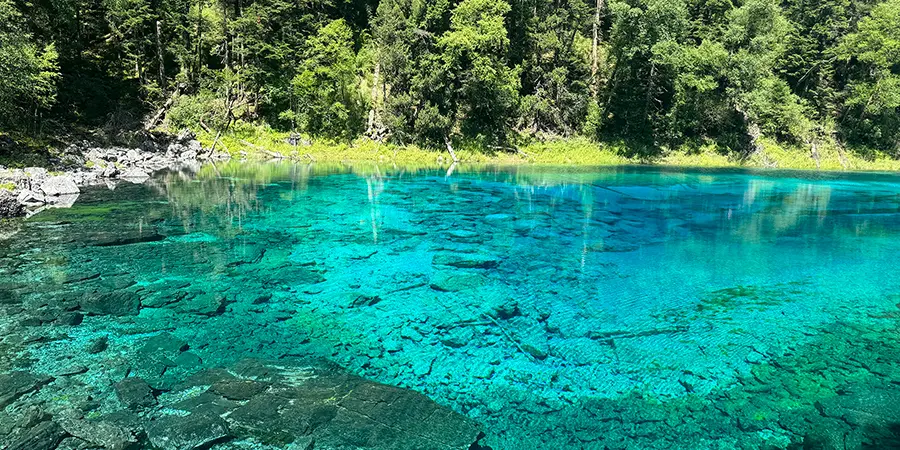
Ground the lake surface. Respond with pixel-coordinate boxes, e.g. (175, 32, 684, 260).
(3, 162, 900, 449)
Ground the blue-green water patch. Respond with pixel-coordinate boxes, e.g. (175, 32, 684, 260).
(2, 164, 900, 449)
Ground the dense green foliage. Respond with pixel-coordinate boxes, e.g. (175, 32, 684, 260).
(2, 0, 899, 155)
(0, 0, 58, 130)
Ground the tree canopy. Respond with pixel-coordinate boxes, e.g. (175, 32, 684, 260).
(1, 0, 898, 155)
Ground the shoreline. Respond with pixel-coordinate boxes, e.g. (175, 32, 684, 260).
(196, 128, 900, 173)
(0, 131, 229, 218)
(3, 127, 900, 219)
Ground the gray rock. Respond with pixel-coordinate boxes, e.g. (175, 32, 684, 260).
(140, 332, 189, 355)
(3, 420, 66, 450)
(147, 412, 231, 450)
(0, 371, 54, 408)
(124, 149, 141, 162)
(430, 271, 486, 292)
(87, 336, 109, 354)
(166, 143, 186, 155)
(45, 193, 79, 208)
(176, 129, 197, 143)
(174, 293, 227, 316)
(180, 149, 198, 160)
(432, 252, 501, 269)
(80, 290, 141, 316)
(58, 415, 139, 450)
(114, 377, 157, 409)
(0, 190, 25, 217)
(220, 359, 483, 449)
(521, 342, 549, 360)
(120, 168, 150, 181)
(23, 167, 49, 188)
(209, 379, 270, 401)
(16, 189, 45, 206)
(40, 175, 79, 197)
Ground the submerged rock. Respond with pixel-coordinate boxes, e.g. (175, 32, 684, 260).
(0, 371, 53, 408)
(221, 359, 484, 449)
(146, 412, 231, 450)
(173, 293, 227, 316)
(433, 252, 501, 269)
(430, 271, 486, 292)
(58, 415, 139, 450)
(114, 377, 157, 410)
(3, 420, 67, 450)
(80, 290, 141, 316)
(208, 379, 269, 401)
(86, 336, 109, 354)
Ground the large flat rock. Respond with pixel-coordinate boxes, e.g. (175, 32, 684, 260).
(171, 359, 485, 450)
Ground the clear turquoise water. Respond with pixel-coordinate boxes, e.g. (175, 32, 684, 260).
(3, 163, 900, 449)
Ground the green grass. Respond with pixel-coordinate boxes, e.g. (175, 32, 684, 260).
(0, 182, 15, 191)
(194, 124, 900, 172)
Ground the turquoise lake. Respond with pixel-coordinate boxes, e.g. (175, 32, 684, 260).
(2, 162, 900, 449)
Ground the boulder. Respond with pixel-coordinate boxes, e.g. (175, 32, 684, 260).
(80, 290, 141, 316)
(176, 129, 197, 143)
(173, 293, 227, 316)
(86, 336, 109, 354)
(147, 412, 231, 450)
(23, 167, 49, 188)
(221, 360, 485, 449)
(120, 168, 150, 181)
(114, 377, 157, 410)
(45, 193, 79, 208)
(209, 379, 269, 401)
(432, 252, 501, 269)
(3, 420, 66, 450)
(40, 175, 79, 197)
(58, 416, 139, 450)
(16, 189, 45, 206)
(430, 271, 486, 292)
(180, 149, 198, 160)
(0, 371, 54, 409)
(0, 190, 24, 217)
(140, 332, 189, 355)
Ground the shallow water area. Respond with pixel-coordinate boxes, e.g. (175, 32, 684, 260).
(3, 162, 900, 449)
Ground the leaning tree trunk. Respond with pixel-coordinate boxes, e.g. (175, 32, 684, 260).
(444, 135, 460, 163)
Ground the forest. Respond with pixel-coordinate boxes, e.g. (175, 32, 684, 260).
(1, 0, 898, 158)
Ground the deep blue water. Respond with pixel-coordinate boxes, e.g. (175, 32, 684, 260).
(3, 163, 900, 449)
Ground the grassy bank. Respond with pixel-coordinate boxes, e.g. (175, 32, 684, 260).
(4, 126, 899, 173)
(197, 125, 900, 172)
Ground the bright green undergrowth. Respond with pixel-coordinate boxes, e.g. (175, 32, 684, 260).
(196, 125, 900, 172)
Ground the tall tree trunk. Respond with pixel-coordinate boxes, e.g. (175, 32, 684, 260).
(221, 0, 230, 68)
(156, 20, 167, 89)
(591, 0, 605, 98)
(196, 0, 203, 82)
(367, 58, 381, 135)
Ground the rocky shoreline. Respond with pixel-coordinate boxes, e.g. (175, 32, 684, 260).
(0, 130, 229, 218)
